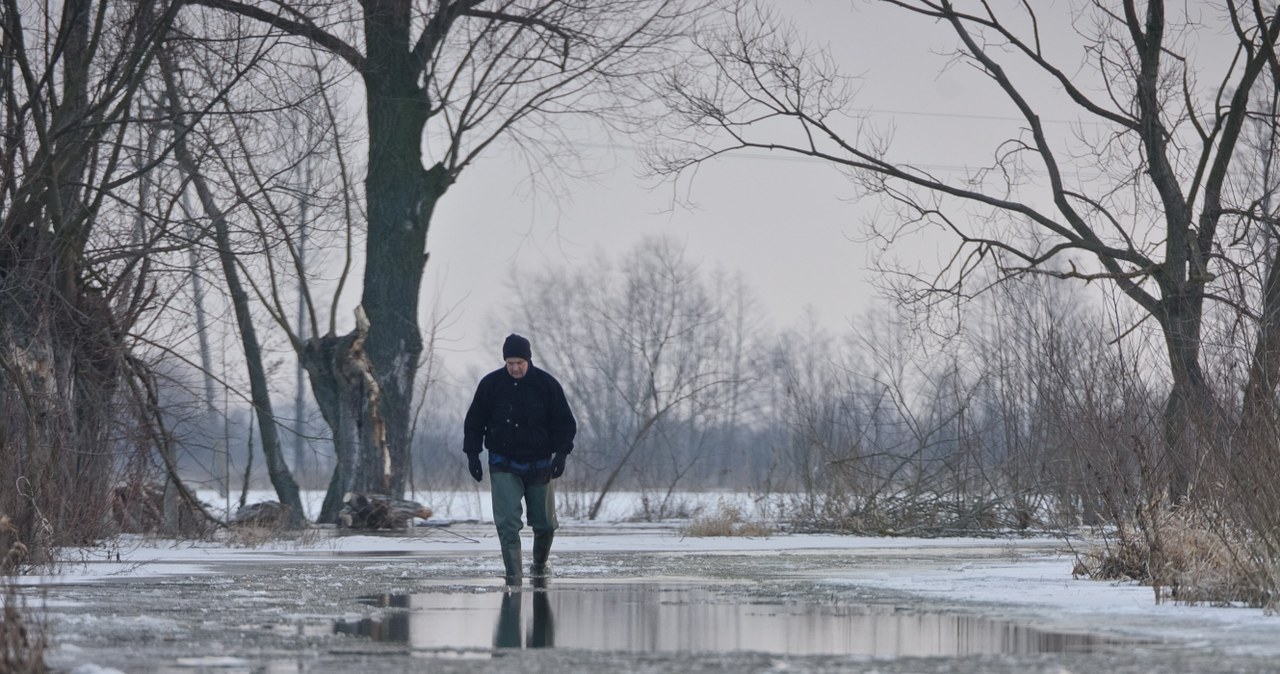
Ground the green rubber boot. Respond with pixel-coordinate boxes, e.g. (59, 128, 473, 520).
(501, 546, 523, 587)
(531, 532, 553, 579)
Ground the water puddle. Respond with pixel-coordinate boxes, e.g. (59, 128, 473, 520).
(332, 582, 1135, 657)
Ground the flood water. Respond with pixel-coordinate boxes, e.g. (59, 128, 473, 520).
(333, 582, 1133, 658)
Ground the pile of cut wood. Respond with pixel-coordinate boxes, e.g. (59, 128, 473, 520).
(338, 493, 432, 530)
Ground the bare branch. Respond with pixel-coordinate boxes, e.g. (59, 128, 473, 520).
(183, 0, 366, 71)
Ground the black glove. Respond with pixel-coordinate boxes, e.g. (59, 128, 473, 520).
(551, 451, 567, 479)
(467, 453, 483, 482)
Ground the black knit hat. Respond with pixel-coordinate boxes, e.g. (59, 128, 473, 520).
(502, 333, 532, 361)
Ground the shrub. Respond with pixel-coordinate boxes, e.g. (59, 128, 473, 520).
(681, 502, 773, 537)
(1072, 506, 1274, 608)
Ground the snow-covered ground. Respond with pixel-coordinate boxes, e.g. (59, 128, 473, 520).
(16, 491, 1280, 673)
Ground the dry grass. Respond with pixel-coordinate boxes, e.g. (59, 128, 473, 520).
(222, 523, 321, 549)
(2, 588, 47, 674)
(1, 513, 48, 672)
(681, 502, 774, 538)
(1072, 507, 1274, 607)
(1, 572, 48, 674)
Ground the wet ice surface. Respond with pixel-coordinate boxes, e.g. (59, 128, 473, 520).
(337, 583, 1135, 657)
(28, 524, 1280, 673)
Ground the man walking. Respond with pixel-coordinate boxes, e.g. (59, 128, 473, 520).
(464, 334, 577, 586)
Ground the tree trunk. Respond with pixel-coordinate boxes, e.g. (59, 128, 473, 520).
(1158, 290, 1217, 504)
(183, 196, 226, 497)
(1235, 243, 1280, 457)
(293, 162, 311, 483)
(195, 174, 305, 526)
(352, 44, 452, 495)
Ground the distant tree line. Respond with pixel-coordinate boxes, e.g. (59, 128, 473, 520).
(400, 235, 1163, 536)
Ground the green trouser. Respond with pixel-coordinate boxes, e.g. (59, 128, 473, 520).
(490, 471, 558, 550)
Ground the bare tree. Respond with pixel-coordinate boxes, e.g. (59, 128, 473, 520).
(759, 270, 1166, 535)
(158, 42, 307, 526)
(510, 237, 750, 520)
(0, 0, 181, 565)
(767, 317, 865, 523)
(148, 20, 371, 521)
(651, 0, 1280, 502)
(178, 0, 707, 501)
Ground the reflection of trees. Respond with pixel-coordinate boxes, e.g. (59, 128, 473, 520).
(333, 594, 410, 642)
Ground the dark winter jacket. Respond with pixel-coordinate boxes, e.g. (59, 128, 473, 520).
(463, 364, 577, 463)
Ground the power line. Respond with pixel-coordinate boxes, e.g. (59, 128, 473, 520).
(853, 106, 1110, 127)
(578, 140, 1108, 179)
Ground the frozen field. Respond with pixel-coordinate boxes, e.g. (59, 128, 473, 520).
(17, 507, 1280, 673)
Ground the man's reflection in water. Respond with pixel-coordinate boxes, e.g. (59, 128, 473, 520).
(528, 583, 555, 648)
(493, 582, 555, 649)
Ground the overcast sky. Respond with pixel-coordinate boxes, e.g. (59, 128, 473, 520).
(420, 1, 1137, 373)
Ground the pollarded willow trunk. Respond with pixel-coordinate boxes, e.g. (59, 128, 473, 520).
(0, 262, 121, 571)
(0, 273, 63, 572)
(303, 330, 373, 523)
(0, 0, 119, 554)
(0, 0, 178, 563)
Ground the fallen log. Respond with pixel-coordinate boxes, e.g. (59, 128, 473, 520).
(229, 501, 293, 528)
(338, 493, 432, 530)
